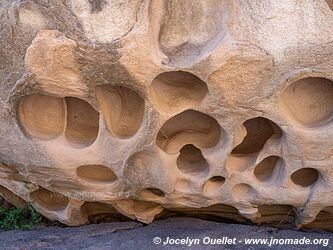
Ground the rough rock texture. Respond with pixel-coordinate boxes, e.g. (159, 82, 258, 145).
(0, 0, 333, 230)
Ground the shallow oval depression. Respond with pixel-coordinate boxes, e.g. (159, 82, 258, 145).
(77, 165, 118, 183)
(18, 94, 66, 140)
(254, 156, 284, 182)
(232, 183, 258, 202)
(279, 77, 333, 127)
(149, 71, 208, 113)
(139, 188, 166, 198)
(96, 85, 145, 139)
(65, 97, 99, 147)
(177, 144, 209, 176)
(158, 0, 226, 65)
(202, 176, 225, 196)
(30, 187, 69, 211)
(156, 109, 221, 154)
(290, 168, 319, 187)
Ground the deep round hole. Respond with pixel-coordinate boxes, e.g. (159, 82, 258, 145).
(65, 97, 99, 147)
(96, 85, 145, 138)
(254, 156, 283, 182)
(177, 144, 209, 175)
(18, 94, 65, 140)
(290, 168, 319, 187)
(279, 77, 333, 126)
(232, 117, 282, 155)
(149, 71, 208, 113)
(156, 109, 221, 154)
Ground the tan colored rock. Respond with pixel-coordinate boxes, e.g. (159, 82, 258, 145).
(25, 30, 87, 97)
(0, 0, 333, 231)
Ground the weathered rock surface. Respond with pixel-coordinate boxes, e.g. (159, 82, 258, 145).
(0, 0, 333, 230)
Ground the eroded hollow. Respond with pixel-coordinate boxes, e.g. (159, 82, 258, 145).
(177, 144, 209, 175)
(157, 110, 221, 153)
(279, 77, 333, 126)
(81, 202, 130, 224)
(149, 71, 208, 113)
(96, 85, 145, 138)
(303, 206, 333, 232)
(140, 188, 166, 198)
(77, 165, 118, 183)
(256, 205, 296, 228)
(30, 187, 69, 211)
(158, 0, 226, 65)
(114, 200, 162, 220)
(290, 168, 319, 187)
(225, 154, 256, 173)
(254, 156, 283, 182)
(65, 97, 99, 146)
(18, 94, 65, 140)
(232, 117, 282, 155)
(160, 204, 247, 224)
(0, 185, 27, 208)
(232, 183, 257, 201)
(203, 176, 225, 195)
(175, 179, 194, 193)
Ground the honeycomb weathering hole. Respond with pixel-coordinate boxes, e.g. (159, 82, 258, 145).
(203, 176, 225, 195)
(254, 156, 283, 182)
(140, 188, 166, 197)
(158, 0, 226, 65)
(156, 110, 221, 154)
(18, 94, 65, 140)
(232, 184, 257, 201)
(30, 187, 69, 211)
(225, 154, 255, 173)
(291, 168, 319, 187)
(77, 165, 118, 183)
(279, 77, 333, 126)
(177, 144, 209, 175)
(232, 117, 282, 155)
(149, 71, 208, 113)
(96, 85, 145, 138)
(65, 97, 99, 146)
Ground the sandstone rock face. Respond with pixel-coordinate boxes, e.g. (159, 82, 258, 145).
(0, 0, 333, 230)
